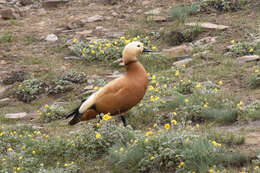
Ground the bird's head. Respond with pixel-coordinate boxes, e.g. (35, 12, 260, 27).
(122, 41, 152, 65)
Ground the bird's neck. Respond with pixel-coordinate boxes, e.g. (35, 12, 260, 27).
(125, 60, 147, 79)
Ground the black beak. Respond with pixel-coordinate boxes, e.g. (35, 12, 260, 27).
(143, 48, 152, 53)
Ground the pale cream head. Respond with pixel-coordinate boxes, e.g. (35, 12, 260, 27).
(122, 41, 144, 65)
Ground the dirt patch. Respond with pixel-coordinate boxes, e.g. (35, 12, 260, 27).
(2, 71, 26, 85)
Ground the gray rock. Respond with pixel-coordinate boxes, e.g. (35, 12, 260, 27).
(76, 30, 93, 36)
(1, 8, 19, 19)
(147, 15, 167, 22)
(5, 112, 27, 119)
(45, 34, 58, 42)
(0, 85, 6, 95)
(64, 56, 80, 60)
(185, 22, 229, 30)
(20, 0, 33, 6)
(0, 98, 11, 103)
(80, 15, 103, 23)
(237, 55, 260, 63)
(173, 58, 192, 66)
(84, 85, 94, 90)
(106, 31, 124, 38)
(0, 0, 7, 4)
(43, 0, 69, 8)
(162, 44, 192, 55)
(194, 37, 217, 46)
(144, 8, 161, 15)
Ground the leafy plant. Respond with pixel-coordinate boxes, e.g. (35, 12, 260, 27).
(38, 104, 66, 123)
(16, 78, 47, 102)
(71, 36, 154, 61)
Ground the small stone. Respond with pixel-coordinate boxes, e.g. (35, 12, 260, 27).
(185, 22, 229, 30)
(76, 30, 93, 36)
(20, 0, 33, 6)
(144, 8, 161, 15)
(142, 0, 150, 6)
(193, 51, 207, 58)
(64, 56, 80, 60)
(194, 37, 217, 45)
(173, 58, 192, 66)
(96, 26, 104, 30)
(113, 58, 122, 64)
(87, 79, 95, 84)
(0, 85, 6, 95)
(237, 55, 260, 63)
(147, 15, 167, 22)
(45, 34, 58, 42)
(66, 20, 84, 30)
(106, 31, 124, 38)
(111, 11, 118, 16)
(80, 15, 103, 23)
(43, 0, 69, 8)
(162, 44, 192, 55)
(0, 60, 7, 65)
(1, 8, 19, 20)
(0, 0, 7, 4)
(0, 98, 11, 103)
(84, 85, 94, 90)
(5, 112, 27, 119)
(2, 71, 25, 85)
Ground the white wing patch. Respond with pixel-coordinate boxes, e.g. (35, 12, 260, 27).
(79, 89, 101, 113)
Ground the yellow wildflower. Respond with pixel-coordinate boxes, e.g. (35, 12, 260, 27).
(150, 156, 155, 160)
(91, 50, 95, 54)
(152, 75, 156, 80)
(96, 123, 101, 128)
(178, 161, 184, 168)
(218, 80, 223, 86)
(94, 86, 99, 90)
(163, 84, 167, 89)
(73, 39, 77, 43)
(133, 37, 137, 41)
(203, 103, 208, 108)
(120, 36, 125, 40)
(153, 123, 157, 127)
(96, 133, 101, 139)
(215, 88, 218, 93)
(32, 150, 36, 154)
(175, 71, 179, 77)
(149, 85, 154, 91)
(254, 166, 259, 170)
(249, 48, 254, 53)
(209, 169, 214, 173)
(19, 156, 22, 160)
(103, 114, 112, 121)
(255, 69, 259, 73)
(139, 103, 143, 107)
(185, 138, 189, 142)
(17, 167, 20, 171)
(171, 119, 177, 125)
(64, 163, 68, 167)
(196, 83, 201, 88)
(152, 46, 157, 50)
(231, 40, 235, 44)
(45, 104, 49, 109)
(120, 147, 124, 152)
(196, 124, 200, 129)
(164, 123, 170, 130)
(8, 147, 13, 152)
(145, 131, 153, 136)
(89, 45, 94, 48)
(124, 40, 130, 44)
(184, 99, 189, 103)
(145, 138, 149, 142)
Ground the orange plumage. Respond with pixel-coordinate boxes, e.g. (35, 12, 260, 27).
(66, 41, 151, 126)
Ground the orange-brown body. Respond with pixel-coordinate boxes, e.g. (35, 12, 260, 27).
(67, 41, 150, 125)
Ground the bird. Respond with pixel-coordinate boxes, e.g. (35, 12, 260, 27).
(66, 41, 152, 126)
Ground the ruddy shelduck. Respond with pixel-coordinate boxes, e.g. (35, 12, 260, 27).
(66, 41, 152, 126)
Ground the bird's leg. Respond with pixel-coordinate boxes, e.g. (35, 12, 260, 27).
(121, 115, 127, 127)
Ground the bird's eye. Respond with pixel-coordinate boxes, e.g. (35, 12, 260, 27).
(137, 45, 140, 47)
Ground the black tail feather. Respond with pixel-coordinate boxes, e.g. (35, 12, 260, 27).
(65, 105, 82, 125)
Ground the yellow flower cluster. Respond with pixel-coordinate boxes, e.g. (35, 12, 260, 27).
(211, 141, 221, 147)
